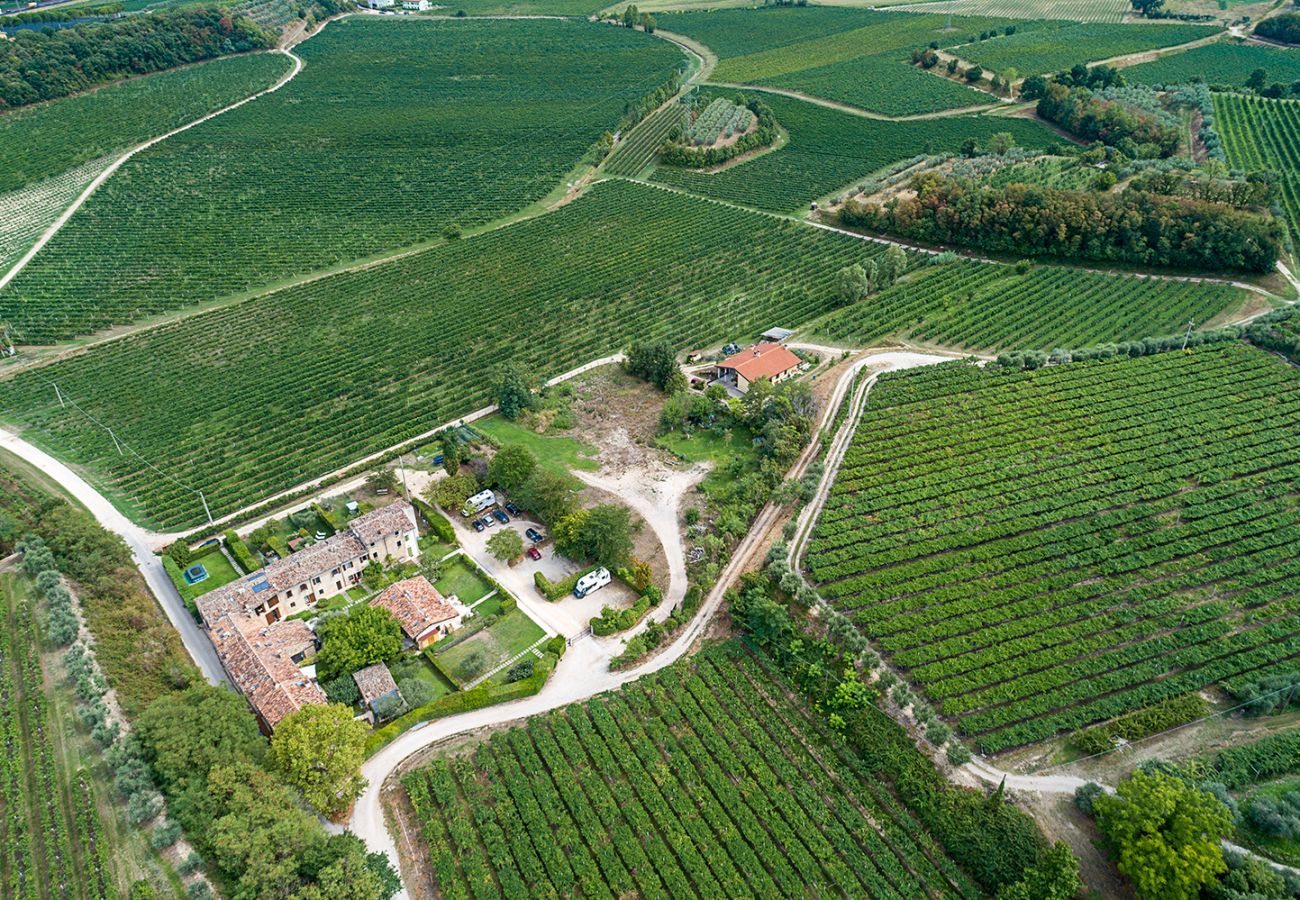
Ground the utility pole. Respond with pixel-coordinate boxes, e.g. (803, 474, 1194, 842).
(199, 490, 213, 525)
(106, 424, 122, 455)
(397, 453, 410, 502)
(52, 381, 65, 408)
(1181, 319, 1195, 351)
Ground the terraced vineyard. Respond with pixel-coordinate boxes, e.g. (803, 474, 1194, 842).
(0, 180, 886, 528)
(0, 50, 291, 193)
(0, 17, 684, 342)
(604, 102, 686, 177)
(814, 260, 1245, 350)
(1124, 41, 1300, 88)
(662, 7, 1014, 115)
(954, 21, 1220, 76)
(1213, 93, 1300, 246)
(402, 644, 983, 898)
(805, 344, 1300, 753)
(650, 92, 1054, 211)
(0, 572, 114, 898)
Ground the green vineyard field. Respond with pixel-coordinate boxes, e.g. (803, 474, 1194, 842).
(604, 102, 686, 177)
(0, 572, 114, 899)
(0, 51, 291, 194)
(814, 260, 1245, 350)
(0, 180, 885, 528)
(402, 643, 983, 899)
(806, 344, 1300, 753)
(650, 92, 1054, 211)
(954, 21, 1220, 76)
(889, 0, 1126, 23)
(1213, 92, 1300, 246)
(762, 53, 996, 118)
(1124, 41, 1300, 88)
(0, 17, 684, 343)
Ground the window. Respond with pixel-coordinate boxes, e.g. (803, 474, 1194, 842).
(336, 582, 343, 591)
(313, 576, 321, 585)
(285, 588, 293, 598)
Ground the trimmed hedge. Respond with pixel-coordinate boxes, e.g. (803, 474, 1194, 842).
(313, 503, 344, 534)
(589, 585, 661, 636)
(223, 529, 258, 574)
(367, 652, 558, 754)
(412, 496, 456, 544)
(534, 565, 597, 601)
(1071, 693, 1208, 755)
(423, 647, 465, 690)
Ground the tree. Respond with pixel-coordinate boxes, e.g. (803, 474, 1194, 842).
(555, 504, 636, 567)
(1020, 73, 1048, 99)
(165, 539, 192, 566)
(314, 606, 403, 683)
(1002, 67, 1018, 98)
(626, 340, 680, 391)
(440, 436, 461, 476)
(493, 362, 538, 420)
(835, 263, 869, 306)
(639, 11, 655, 32)
(1093, 770, 1233, 900)
(1129, 0, 1164, 15)
(269, 704, 368, 818)
(1247, 67, 1268, 93)
(621, 3, 637, 26)
(518, 469, 576, 526)
(488, 445, 537, 494)
(997, 842, 1081, 899)
(366, 468, 397, 494)
(880, 245, 908, 287)
(427, 473, 478, 511)
(487, 529, 524, 562)
(965, 65, 983, 83)
(988, 131, 1016, 155)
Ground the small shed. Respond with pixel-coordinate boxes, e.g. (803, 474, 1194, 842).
(353, 662, 401, 717)
(760, 327, 794, 342)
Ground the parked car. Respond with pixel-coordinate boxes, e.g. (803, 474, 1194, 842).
(505, 501, 521, 516)
(525, 527, 544, 543)
(526, 546, 541, 561)
(482, 515, 496, 528)
(492, 509, 510, 524)
(472, 519, 485, 533)
(573, 567, 612, 599)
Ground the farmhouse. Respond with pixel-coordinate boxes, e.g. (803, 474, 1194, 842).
(400, 0, 429, 9)
(209, 615, 324, 732)
(370, 575, 467, 649)
(196, 502, 420, 627)
(364, 0, 395, 8)
(713, 342, 802, 394)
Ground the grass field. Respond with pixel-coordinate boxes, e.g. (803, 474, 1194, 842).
(0, 51, 291, 194)
(474, 416, 599, 478)
(435, 557, 495, 607)
(889, 0, 1127, 22)
(1123, 40, 1300, 87)
(813, 259, 1246, 350)
(434, 608, 544, 684)
(954, 21, 1220, 76)
(400, 642, 985, 898)
(0, 180, 890, 528)
(1212, 93, 1300, 246)
(0, 17, 684, 343)
(650, 91, 1054, 211)
(806, 344, 1300, 754)
(0, 572, 115, 898)
(661, 7, 1015, 115)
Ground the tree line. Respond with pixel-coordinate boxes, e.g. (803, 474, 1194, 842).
(1256, 12, 1300, 45)
(838, 172, 1283, 273)
(1034, 82, 1179, 158)
(0, 7, 274, 109)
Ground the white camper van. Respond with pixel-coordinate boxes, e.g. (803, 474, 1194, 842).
(573, 567, 611, 599)
(461, 489, 496, 517)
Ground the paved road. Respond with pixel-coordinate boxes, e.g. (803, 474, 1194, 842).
(0, 427, 229, 685)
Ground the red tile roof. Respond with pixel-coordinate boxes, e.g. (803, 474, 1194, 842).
(716, 342, 802, 383)
(371, 576, 460, 642)
(210, 616, 324, 729)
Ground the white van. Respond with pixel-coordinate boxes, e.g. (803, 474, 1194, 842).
(573, 567, 611, 599)
(461, 489, 496, 517)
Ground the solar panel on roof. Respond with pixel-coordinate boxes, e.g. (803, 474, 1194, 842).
(252, 580, 271, 593)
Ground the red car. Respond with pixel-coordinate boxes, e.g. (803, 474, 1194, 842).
(526, 546, 542, 561)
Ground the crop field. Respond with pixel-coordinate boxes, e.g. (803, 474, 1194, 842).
(663, 7, 1016, 115)
(0, 51, 291, 194)
(814, 260, 1244, 349)
(0, 572, 113, 898)
(889, 0, 1127, 22)
(1123, 40, 1300, 87)
(806, 344, 1300, 754)
(0, 158, 110, 276)
(0, 180, 889, 528)
(0, 18, 684, 343)
(401, 643, 981, 899)
(954, 22, 1220, 76)
(650, 92, 1054, 211)
(1212, 93, 1300, 245)
(604, 102, 686, 177)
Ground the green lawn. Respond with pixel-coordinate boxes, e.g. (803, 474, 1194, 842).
(657, 422, 761, 496)
(475, 414, 599, 478)
(419, 533, 457, 560)
(434, 609, 545, 684)
(434, 557, 494, 606)
(174, 548, 242, 604)
(388, 656, 457, 703)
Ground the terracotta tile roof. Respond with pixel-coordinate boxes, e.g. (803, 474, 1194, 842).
(716, 342, 802, 383)
(210, 615, 324, 729)
(370, 576, 460, 641)
(353, 662, 400, 705)
(350, 503, 417, 547)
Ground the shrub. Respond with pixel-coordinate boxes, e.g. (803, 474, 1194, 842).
(322, 674, 361, 707)
(397, 678, 435, 709)
(947, 742, 973, 765)
(150, 818, 181, 850)
(1074, 782, 1104, 816)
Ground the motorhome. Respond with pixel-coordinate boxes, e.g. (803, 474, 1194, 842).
(461, 489, 497, 517)
(573, 567, 611, 599)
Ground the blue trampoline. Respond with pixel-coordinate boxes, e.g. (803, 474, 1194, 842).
(183, 563, 209, 585)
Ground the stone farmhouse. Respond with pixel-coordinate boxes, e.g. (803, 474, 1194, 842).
(369, 574, 468, 650)
(195, 502, 420, 731)
(713, 342, 803, 394)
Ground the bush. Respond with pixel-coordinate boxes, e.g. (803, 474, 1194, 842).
(946, 742, 972, 765)
(505, 660, 534, 683)
(1247, 791, 1300, 839)
(534, 566, 597, 601)
(1074, 782, 1104, 816)
(397, 677, 435, 709)
(150, 818, 182, 850)
(322, 674, 361, 707)
(224, 530, 259, 573)
(589, 594, 654, 636)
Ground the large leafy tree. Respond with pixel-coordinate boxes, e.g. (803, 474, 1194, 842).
(1094, 770, 1232, 900)
(554, 504, 636, 569)
(835, 263, 869, 306)
(493, 362, 538, 420)
(518, 469, 576, 526)
(487, 529, 524, 562)
(314, 606, 403, 682)
(488, 445, 538, 494)
(625, 340, 680, 390)
(269, 704, 369, 818)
